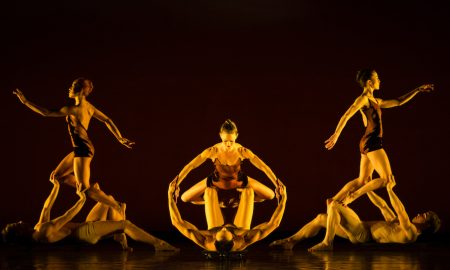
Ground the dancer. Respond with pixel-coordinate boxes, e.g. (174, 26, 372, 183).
(324, 69, 433, 204)
(13, 78, 134, 214)
(169, 178, 286, 253)
(2, 178, 178, 251)
(177, 119, 277, 211)
(270, 178, 440, 251)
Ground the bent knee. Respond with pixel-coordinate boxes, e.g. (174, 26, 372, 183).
(240, 187, 254, 197)
(316, 213, 328, 224)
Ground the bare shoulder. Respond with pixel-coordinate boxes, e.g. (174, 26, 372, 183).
(237, 145, 254, 159)
(201, 145, 218, 159)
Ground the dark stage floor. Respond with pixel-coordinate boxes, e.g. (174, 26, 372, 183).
(1, 235, 449, 269)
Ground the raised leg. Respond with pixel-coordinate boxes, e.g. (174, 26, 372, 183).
(345, 149, 393, 204)
(332, 154, 374, 203)
(73, 157, 124, 216)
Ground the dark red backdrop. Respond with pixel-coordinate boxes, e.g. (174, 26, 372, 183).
(1, 1, 449, 234)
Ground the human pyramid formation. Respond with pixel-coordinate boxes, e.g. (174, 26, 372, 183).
(3, 69, 439, 254)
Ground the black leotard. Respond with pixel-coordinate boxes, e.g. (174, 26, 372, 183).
(67, 116, 95, 157)
(359, 99, 383, 154)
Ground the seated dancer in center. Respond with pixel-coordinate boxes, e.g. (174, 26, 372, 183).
(2, 178, 178, 251)
(169, 178, 286, 253)
(176, 119, 277, 223)
(270, 177, 440, 251)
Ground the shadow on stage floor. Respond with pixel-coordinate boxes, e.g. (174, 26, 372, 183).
(1, 232, 449, 269)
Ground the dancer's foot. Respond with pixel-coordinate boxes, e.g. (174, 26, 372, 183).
(308, 242, 333, 252)
(114, 233, 133, 252)
(154, 240, 179, 252)
(269, 238, 296, 250)
(118, 202, 127, 220)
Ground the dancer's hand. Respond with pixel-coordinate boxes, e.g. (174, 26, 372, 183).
(416, 84, 434, 93)
(13, 88, 28, 104)
(387, 176, 396, 190)
(49, 176, 60, 186)
(275, 181, 286, 203)
(119, 137, 135, 149)
(168, 178, 180, 202)
(75, 182, 87, 200)
(325, 133, 339, 150)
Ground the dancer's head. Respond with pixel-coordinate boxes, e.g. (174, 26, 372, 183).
(1, 221, 35, 245)
(69, 78, 93, 98)
(356, 68, 380, 90)
(412, 211, 441, 235)
(220, 119, 238, 150)
(214, 227, 234, 253)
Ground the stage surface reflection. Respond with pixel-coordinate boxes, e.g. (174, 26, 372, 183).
(1, 239, 448, 269)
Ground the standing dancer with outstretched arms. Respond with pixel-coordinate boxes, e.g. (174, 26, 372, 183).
(324, 69, 433, 204)
(13, 78, 134, 215)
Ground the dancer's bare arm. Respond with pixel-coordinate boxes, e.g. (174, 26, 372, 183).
(325, 95, 367, 150)
(13, 89, 71, 117)
(242, 182, 287, 247)
(385, 178, 416, 239)
(241, 148, 278, 187)
(50, 183, 86, 231)
(177, 147, 215, 185)
(35, 178, 61, 228)
(168, 179, 207, 248)
(366, 191, 396, 222)
(379, 84, 434, 108)
(93, 106, 135, 148)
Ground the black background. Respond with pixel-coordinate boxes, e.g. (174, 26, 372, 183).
(1, 0, 449, 235)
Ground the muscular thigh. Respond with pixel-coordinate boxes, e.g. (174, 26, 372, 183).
(367, 149, 392, 178)
(359, 154, 374, 182)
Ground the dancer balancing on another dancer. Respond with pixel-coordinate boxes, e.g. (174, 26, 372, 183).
(176, 119, 277, 223)
(323, 69, 433, 205)
(13, 78, 134, 216)
(2, 178, 178, 251)
(270, 177, 440, 251)
(169, 177, 287, 253)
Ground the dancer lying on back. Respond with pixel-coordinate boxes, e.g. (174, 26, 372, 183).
(270, 177, 440, 251)
(2, 178, 178, 251)
(169, 177, 286, 253)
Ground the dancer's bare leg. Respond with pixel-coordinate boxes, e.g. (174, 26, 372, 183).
(182, 178, 274, 204)
(309, 201, 367, 252)
(269, 213, 348, 250)
(248, 177, 275, 202)
(204, 187, 224, 229)
(233, 187, 254, 229)
(83, 188, 131, 250)
(181, 179, 207, 204)
(88, 218, 177, 251)
(51, 152, 78, 187)
(73, 157, 125, 216)
(344, 149, 393, 204)
(332, 154, 374, 203)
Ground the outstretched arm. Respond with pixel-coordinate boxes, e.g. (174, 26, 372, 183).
(13, 89, 70, 117)
(93, 106, 135, 148)
(379, 84, 434, 108)
(325, 95, 367, 150)
(177, 147, 213, 185)
(366, 191, 396, 222)
(168, 178, 206, 248)
(241, 148, 278, 187)
(243, 181, 287, 246)
(35, 178, 61, 228)
(385, 178, 415, 238)
(50, 183, 86, 231)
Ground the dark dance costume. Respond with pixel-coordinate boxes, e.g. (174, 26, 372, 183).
(67, 116, 95, 157)
(359, 98, 383, 154)
(206, 155, 249, 222)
